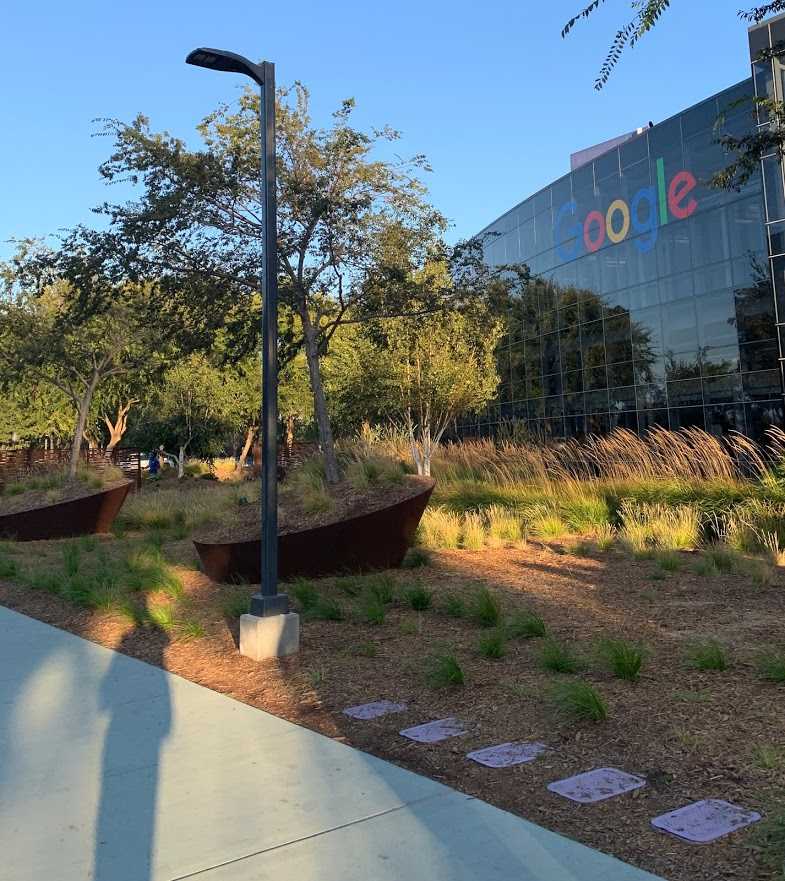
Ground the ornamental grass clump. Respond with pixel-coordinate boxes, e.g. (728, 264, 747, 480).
(477, 630, 506, 659)
(687, 639, 729, 671)
(468, 586, 502, 628)
(548, 680, 608, 723)
(486, 505, 521, 545)
(461, 512, 487, 549)
(597, 638, 646, 682)
(404, 581, 433, 611)
(426, 653, 465, 688)
(418, 506, 461, 549)
(506, 610, 547, 640)
(757, 648, 785, 683)
(540, 639, 581, 674)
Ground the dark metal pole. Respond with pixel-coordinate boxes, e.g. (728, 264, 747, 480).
(250, 61, 288, 617)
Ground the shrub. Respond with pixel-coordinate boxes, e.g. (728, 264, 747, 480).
(506, 610, 547, 639)
(461, 512, 487, 550)
(404, 582, 433, 611)
(687, 639, 729, 671)
(402, 547, 431, 568)
(570, 540, 592, 557)
(179, 620, 206, 640)
(597, 638, 646, 681)
(477, 630, 506, 658)
(548, 681, 608, 722)
(656, 551, 681, 572)
(345, 455, 404, 489)
(540, 640, 580, 674)
(123, 548, 183, 597)
(63, 543, 81, 577)
(528, 507, 568, 540)
(418, 506, 462, 549)
(562, 495, 611, 533)
(693, 556, 719, 577)
(757, 649, 785, 683)
(426, 653, 465, 687)
(146, 603, 177, 632)
(350, 640, 378, 657)
(619, 501, 701, 553)
(468, 586, 502, 627)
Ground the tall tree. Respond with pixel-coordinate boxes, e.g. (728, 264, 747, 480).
(96, 84, 447, 484)
(0, 238, 168, 477)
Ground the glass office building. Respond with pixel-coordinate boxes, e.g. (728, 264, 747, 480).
(462, 16, 785, 441)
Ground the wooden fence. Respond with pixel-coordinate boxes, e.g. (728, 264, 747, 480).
(0, 447, 143, 491)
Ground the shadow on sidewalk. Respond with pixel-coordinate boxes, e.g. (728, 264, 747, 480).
(92, 621, 171, 881)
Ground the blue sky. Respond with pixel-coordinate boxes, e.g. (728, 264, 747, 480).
(0, 0, 754, 258)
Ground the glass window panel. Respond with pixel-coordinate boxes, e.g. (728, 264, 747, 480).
(648, 117, 683, 165)
(579, 292, 604, 324)
(703, 373, 743, 404)
(561, 330, 582, 372)
(706, 404, 746, 436)
(564, 369, 584, 393)
(697, 289, 737, 349)
(636, 382, 667, 409)
(659, 270, 695, 304)
(682, 98, 720, 138)
(666, 350, 701, 380)
(663, 299, 698, 354)
(746, 400, 785, 439)
(535, 209, 554, 252)
(544, 373, 562, 397)
(693, 260, 732, 296)
(743, 369, 783, 400)
(581, 320, 605, 368)
(564, 415, 587, 438)
(542, 332, 560, 375)
(690, 208, 730, 268)
(607, 361, 634, 387)
(584, 365, 608, 391)
(769, 220, 785, 256)
(628, 282, 659, 310)
(528, 398, 545, 419)
(526, 375, 544, 399)
(609, 385, 636, 411)
(735, 273, 777, 342)
(631, 305, 663, 364)
(609, 410, 639, 432)
(586, 413, 610, 434)
(728, 197, 767, 257)
(668, 379, 703, 406)
(740, 339, 780, 373)
(669, 406, 706, 430)
(638, 409, 669, 432)
(595, 148, 620, 181)
(620, 137, 648, 170)
(565, 392, 585, 415)
(657, 222, 693, 279)
(585, 390, 609, 414)
(545, 395, 564, 418)
(763, 154, 785, 222)
(703, 343, 740, 375)
(605, 314, 632, 363)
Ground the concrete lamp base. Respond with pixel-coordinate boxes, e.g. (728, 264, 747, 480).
(239, 612, 300, 660)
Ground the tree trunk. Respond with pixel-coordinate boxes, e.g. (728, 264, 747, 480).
(178, 446, 186, 479)
(285, 415, 295, 452)
(105, 400, 137, 452)
(301, 311, 340, 484)
(238, 425, 257, 470)
(69, 371, 100, 479)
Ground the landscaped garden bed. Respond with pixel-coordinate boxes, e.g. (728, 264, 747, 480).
(1, 431, 784, 881)
(0, 465, 132, 540)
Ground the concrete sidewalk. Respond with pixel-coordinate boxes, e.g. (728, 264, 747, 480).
(0, 606, 661, 881)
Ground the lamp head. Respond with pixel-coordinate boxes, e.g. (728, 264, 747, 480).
(186, 48, 265, 86)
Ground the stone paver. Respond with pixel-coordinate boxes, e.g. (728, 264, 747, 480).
(651, 799, 762, 843)
(0, 606, 662, 880)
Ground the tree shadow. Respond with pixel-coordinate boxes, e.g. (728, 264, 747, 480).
(92, 620, 171, 881)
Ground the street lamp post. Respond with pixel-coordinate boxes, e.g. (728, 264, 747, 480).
(186, 48, 291, 632)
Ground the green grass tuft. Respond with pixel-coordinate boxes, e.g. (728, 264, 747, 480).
(404, 581, 433, 611)
(757, 649, 785, 683)
(477, 630, 506, 659)
(540, 640, 580, 674)
(505, 610, 547, 639)
(548, 680, 608, 722)
(401, 547, 431, 569)
(441, 594, 466, 618)
(687, 639, 729, 671)
(468, 586, 502, 628)
(426, 653, 465, 687)
(597, 638, 646, 681)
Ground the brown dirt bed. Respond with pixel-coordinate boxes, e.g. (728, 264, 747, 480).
(1, 539, 783, 880)
(196, 474, 431, 541)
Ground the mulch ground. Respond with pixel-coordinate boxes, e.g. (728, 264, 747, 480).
(1, 539, 784, 881)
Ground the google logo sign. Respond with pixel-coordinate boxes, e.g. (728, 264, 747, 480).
(554, 158, 698, 261)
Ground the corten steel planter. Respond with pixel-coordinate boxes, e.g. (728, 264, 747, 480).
(0, 481, 133, 541)
(194, 478, 435, 583)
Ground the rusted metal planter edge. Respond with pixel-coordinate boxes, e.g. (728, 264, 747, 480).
(0, 481, 133, 541)
(194, 478, 435, 583)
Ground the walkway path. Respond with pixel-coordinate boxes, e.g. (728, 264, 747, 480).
(0, 606, 661, 881)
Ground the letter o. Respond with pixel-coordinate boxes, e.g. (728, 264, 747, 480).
(583, 210, 606, 253)
(606, 199, 631, 244)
